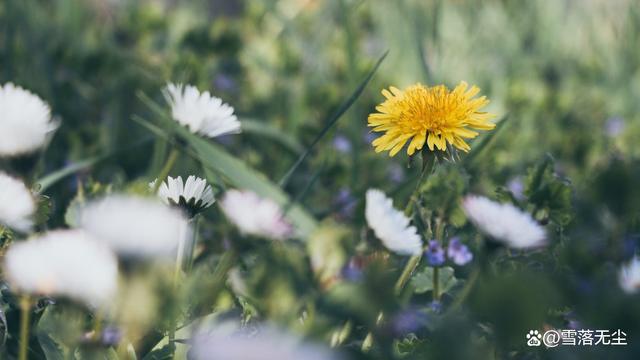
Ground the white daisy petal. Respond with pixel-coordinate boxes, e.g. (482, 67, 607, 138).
(220, 190, 292, 240)
(3, 230, 118, 308)
(191, 324, 341, 360)
(79, 195, 189, 259)
(152, 176, 215, 215)
(365, 189, 423, 256)
(462, 195, 546, 249)
(0, 172, 36, 232)
(0, 83, 58, 156)
(164, 83, 241, 139)
(619, 256, 640, 294)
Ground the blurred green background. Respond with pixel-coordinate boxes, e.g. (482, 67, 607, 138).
(2, 0, 640, 359)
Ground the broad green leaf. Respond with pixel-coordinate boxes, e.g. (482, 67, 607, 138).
(36, 332, 65, 360)
(136, 95, 318, 237)
(411, 266, 457, 295)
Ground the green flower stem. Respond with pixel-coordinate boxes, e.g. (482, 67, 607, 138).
(185, 216, 200, 273)
(152, 148, 180, 193)
(432, 218, 445, 302)
(394, 255, 421, 295)
(449, 267, 480, 311)
(19, 295, 31, 360)
(433, 266, 440, 301)
(168, 217, 191, 354)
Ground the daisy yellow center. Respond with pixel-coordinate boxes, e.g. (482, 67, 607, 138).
(368, 81, 496, 156)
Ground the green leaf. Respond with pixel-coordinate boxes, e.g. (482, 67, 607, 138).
(36, 333, 65, 360)
(524, 154, 573, 226)
(36, 156, 102, 192)
(411, 266, 457, 295)
(36, 138, 151, 192)
(135, 96, 319, 237)
(278, 51, 388, 187)
(141, 344, 175, 360)
(240, 119, 304, 154)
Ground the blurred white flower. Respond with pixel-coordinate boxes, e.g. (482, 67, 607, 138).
(365, 189, 422, 255)
(619, 256, 640, 294)
(164, 83, 241, 139)
(152, 175, 215, 216)
(462, 195, 546, 249)
(79, 195, 189, 259)
(3, 230, 118, 307)
(0, 172, 35, 232)
(220, 190, 292, 240)
(0, 83, 58, 156)
(191, 325, 340, 360)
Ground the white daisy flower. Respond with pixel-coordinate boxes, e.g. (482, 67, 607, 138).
(151, 175, 215, 216)
(0, 172, 36, 232)
(164, 83, 241, 138)
(619, 256, 640, 294)
(220, 190, 292, 240)
(462, 195, 546, 249)
(365, 189, 423, 256)
(3, 230, 118, 308)
(0, 83, 58, 156)
(191, 325, 340, 360)
(79, 195, 190, 259)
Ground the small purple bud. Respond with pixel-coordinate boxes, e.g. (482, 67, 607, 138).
(507, 177, 525, 201)
(605, 116, 625, 137)
(447, 237, 473, 266)
(101, 326, 122, 346)
(429, 300, 443, 314)
(341, 259, 363, 282)
(334, 188, 356, 218)
(213, 74, 237, 92)
(425, 240, 446, 266)
(388, 164, 406, 184)
(391, 308, 429, 335)
(363, 131, 378, 143)
(332, 134, 352, 153)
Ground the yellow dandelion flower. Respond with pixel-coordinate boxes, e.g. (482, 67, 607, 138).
(368, 81, 496, 157)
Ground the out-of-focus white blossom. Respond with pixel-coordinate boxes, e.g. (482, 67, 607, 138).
(220, 190, 292, 240)
(619, 256, 640, 294)
(365, 189, 423, 255)
(164, 83, 241, 139)
(462, 195, 546, 249)
(0, 172, 35, 232)
(79, 195, 189, 259)
(4, 230, 118, 307)
(0, 83, 58, 156)
(191, 325, 341, 360)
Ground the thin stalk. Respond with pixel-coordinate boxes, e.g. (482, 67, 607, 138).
(19, 296, 31, 360)
(153, 148, 179, 193)
(433, 267, 440, 301)
(185, 216, 200, 273)
(394, 255, 421, 295)
(448, 267, 480, 312)
(394, 157, 432, 295)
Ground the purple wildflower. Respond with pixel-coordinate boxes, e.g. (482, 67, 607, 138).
(447, 237, 473, 266)
(425, 240, 445, 266)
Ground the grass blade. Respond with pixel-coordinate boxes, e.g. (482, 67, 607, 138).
(278, 51, 389, 187)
